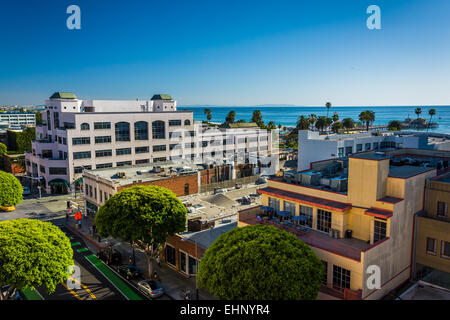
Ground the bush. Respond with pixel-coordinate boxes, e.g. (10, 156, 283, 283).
(0, 170, 23, 206)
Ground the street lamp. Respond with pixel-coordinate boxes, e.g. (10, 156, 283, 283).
(181, 237, 199, 300)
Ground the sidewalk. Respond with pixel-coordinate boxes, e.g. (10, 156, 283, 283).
(65, 214, 216, 300)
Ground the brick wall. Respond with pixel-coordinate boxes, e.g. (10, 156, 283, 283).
(117, 173, 198, 196)
(162, 235, 205, 275)
(199, 165, 231, 185)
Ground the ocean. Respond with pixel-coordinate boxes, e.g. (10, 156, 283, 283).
(178, 105, 450, 134)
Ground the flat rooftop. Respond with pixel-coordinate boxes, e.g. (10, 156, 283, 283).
(388, 165, 435, 178)
(179, 221, 237, 249)
(399, 281, 450, 300)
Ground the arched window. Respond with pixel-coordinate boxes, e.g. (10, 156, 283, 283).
(115, 122, 130, 141)
(80, 123, 90, 130)
(184, 183, 189, 195)
(152, 121, 165, 139)
(134, 121, 148, 140)
(184, 119, 191, 126)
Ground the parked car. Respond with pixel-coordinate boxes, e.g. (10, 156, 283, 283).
(0, 205, 15, 212)
(22, 187, 31, 196)
(137, 280, 164, 299)
(213, 188, 226, 194)
(117, 265, 140, 280)
(97, 246, 122, 265)
(2, 285, 22, 300)
(255, 177, 268, 185)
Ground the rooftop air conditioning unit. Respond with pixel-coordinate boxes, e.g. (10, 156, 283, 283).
(117, 172, 126, 178)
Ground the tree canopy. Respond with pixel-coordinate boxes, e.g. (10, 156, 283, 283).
(388, 120, 402, 131)
(204, 108, 212, 121)
(0, 170, 23, 206)
(198, 224, 324, 300)
(225, 110, 236, 124)
(94, 185, 187, 276)
(0, 219, 74, 300)
(0, 142, 6, 156)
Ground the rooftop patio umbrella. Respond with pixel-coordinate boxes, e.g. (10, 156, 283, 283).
(277, 211, 291, 218)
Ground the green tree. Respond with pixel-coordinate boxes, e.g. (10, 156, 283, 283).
(359, 110, 374, 131)
(342, 118, 354, 133)
(388, 120, 402, 131)
(0, 142, 6, 156)
(0, 170, 23, 206)
(325, 102, 332, 118)
(331, 121, 342, 134)
(198, 225, 323, 300)
(308, 114, 317, 131)
(94, 185, 187, 277)
(0, 219, 74, 300)
(6, 127, 35, 153)
(204, 108, 212, 122)
(296, 115, 310, 130)
(415, 107, 422, 120)
(225, 110, 236, 124)
(266, 121, 276, 130)
(251, 110, 264, 127)
(35, 111, 43, 125)
(427, 108, 436, 132)
(332, 112, 339, 123)
(315, 116, 328, 133)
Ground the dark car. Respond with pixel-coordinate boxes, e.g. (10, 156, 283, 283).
(97, 246, 122, 265)
(117, 265, 140, 280)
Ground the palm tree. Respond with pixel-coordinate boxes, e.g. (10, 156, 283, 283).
(342, 118, 354, 133)
(427, 108, 436, 132)
(277, 124, 282, 130)
(204, 108, 212, 122)
(252, 110, 263, 124)
(296, 115, 310, 130)
(315, 116, 328, 134)
(308, 114, 317, 131)
(225, 110, 236, 124)
(266, 121, 276, 130)
(415, 107, 422, 120)
(359, 110, 374, 131)
(326, 102, 331, 118)
(332, 121, 342, 134)
(325, 117, 333, 133)
(388, 120, 402, 131)
(332, 112, 339, 123)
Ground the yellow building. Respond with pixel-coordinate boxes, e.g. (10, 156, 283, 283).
(414, 171, 450, 288)
(239, 149, 449, 300)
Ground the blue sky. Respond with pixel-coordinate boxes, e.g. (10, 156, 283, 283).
(0, 0, 449, 106)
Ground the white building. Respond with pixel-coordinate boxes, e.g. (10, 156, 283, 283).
(0, 112, 35, 127)
(298, 130, 450, 171)
(25, 92, 277, 193)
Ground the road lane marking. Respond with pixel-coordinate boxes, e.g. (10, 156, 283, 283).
(68, 276, 97, 300)
(60, 281, 83, 300)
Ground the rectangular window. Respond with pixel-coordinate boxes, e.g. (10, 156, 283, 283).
(202, 141, 208, 147)
(85, 185, 89, 196)
(117, 161, 132, 167)
(89, 185, 92, 198)
(373, 220, 387, 243)
(165, 245, 176, 266)
(170, 155, 182, 161)
(96, 163, 113, 169)
(153, 145, 167, 152)
(188, 256, 198, 275)
(135, 159, 149, 164)
(299, 205, 313, 228)
(373, 142, 379, 150)
(63, 137, 67, 145)
(185, 142, 195, 149)
(94, 122, 111, 130)
(116, 148, 131, 156)
(100, 190, 102, 202)
(283, 201, 296, 217)
(153, 157, 167, 163)
(95, 150, 112, 158)
(333, 265, 351, 292)
(63, 122, 75, 129)
(73, 151, 91, 160)
(180, 252, 187, 274)
(169, 120, 182, 126)
(184, 130, 195, 137)
(356, 144, 363, 152)
(427, 237, 437, 255)
(95, 136, 112, 144)
(322, 261, 328, 285)
(345, 146, 353, 156)
(317, 209, 332, 233)
(72, 137, 90, 145)
(441, 241, 450, 259)
(135, 146, 149, 154)
(268, 197, 280, 211)
(437, 202, 448, 218)
(238, 138, 246, 144)
(74, 166, 83, 174)
(40, 165, 46, 173)
(49, 167, 67, 175)
(94, 188, 97, 200)
(169, 131, 182, 138)
(338, 147, 344, 158)
(169, 144, 181, 150)
(365, 143, 371, 151)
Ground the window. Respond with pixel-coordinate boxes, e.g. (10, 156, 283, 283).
(184, 183, 189, 195)
(135, 159, 149, 164)
(74, 166, 83, 174)
(185, 142, 195, 149)
(322, 261, 328, 285)
(373, 142, 379, 150)
(153, 145, 166, 152)
(95, 136, 112, 144)
(134, 121, 148, 140)
(356, 144, 363, 152)
(180, 251, 187, 273)
(115, 122, 130, 141)
(100, 190, 102, 202)
(283, 201, 296, 217)
(373, 219, 387, 243)
(95, 150, 112, 158)
(185, 130, 195, 137)
(96, 163, 113, 169)
(73, 151, 91, 159)
(268, 197, 280, 211)
(81, 123, 90, 130)
(333, 265, 351, 291)
(169, 120, 182, 126)
(153, 157, 166, 163)
(85, 185, 89, 196)
(317, 209, 332, 233)
(49, 167, 67, 175)
(40, 166, 45, 173)
(238, 138, 246, 143)
(63, 137, 67, 145)
(116, 148, 131, 156)
(427, 238, 437, 255)
(184, 119, 191, 126)
(338, 147, 344, 158)
(365, 143, 371, 151)
(94, 187, 97, 200)
(72, 137, 90, 145)
(299, 205, 313, 228)
(202, 141, 208, 147)
(188, 256, 198, 275)
(152, 121, 165, 139)
(117, 161, 132, 167)
(441, 241, 450, 259)
(165, 245, 176, 266)
(345, 146, 353, 156)
(135, 146, 149, 154)
(94, 122, 111, 130)
(437, 202, 448, 218)
(169, 144, 181, 150)
(169, 131, 182, 138)
(64, 122, 75, 129)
